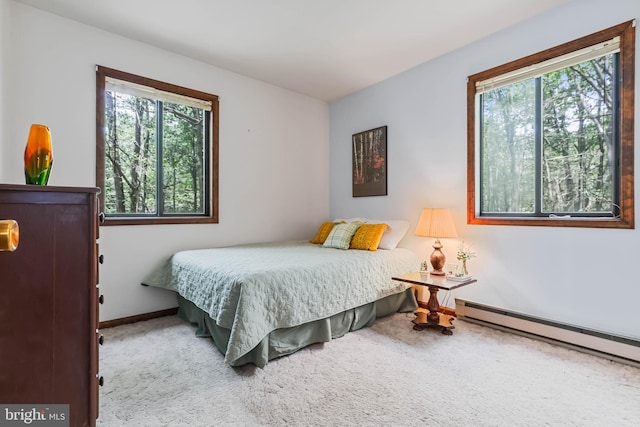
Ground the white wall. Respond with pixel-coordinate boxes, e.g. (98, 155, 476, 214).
(0, 0, 9, 175)
(330, 0, 640, 339)
(2, 2, 329, 321)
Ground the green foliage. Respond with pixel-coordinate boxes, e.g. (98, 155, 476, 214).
(481, 80, 536, 213)
(480, 53, 616, 215)
(104, 93, 206, 215)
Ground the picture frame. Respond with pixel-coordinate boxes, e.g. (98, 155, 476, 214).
(352, 126, 387, 197)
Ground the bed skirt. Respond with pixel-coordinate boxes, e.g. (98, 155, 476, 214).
(177, 287, 418, 367)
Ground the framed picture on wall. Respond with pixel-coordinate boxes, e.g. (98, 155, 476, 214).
(352, 125, 387, 197)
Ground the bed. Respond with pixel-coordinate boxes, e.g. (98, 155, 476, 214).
(142, 229, 420, 367)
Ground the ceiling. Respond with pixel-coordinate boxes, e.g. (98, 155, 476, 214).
(15, 0, 570, 102)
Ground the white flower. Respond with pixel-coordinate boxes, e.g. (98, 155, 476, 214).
(456, 241, 476, 261)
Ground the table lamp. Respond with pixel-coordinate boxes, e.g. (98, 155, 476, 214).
(415, 208, 457, 275)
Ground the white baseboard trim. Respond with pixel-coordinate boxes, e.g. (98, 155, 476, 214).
(455, 299, 640, 367)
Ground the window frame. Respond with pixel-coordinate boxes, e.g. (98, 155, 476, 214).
(96, 66, 219, 225)
(467, 21, 635, 229)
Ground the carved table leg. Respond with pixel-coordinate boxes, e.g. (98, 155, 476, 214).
(426, 285, 440, 324)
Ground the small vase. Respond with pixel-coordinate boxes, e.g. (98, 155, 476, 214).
(24, 124, 53, 185)
(462, 259, 469, 276)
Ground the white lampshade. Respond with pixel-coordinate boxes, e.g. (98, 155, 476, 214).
(415, 208, 457, 238)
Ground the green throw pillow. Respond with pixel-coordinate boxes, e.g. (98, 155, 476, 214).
(322, 221, 363, 250)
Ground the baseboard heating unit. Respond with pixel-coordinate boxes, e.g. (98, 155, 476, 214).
(455, 299, 640, 367)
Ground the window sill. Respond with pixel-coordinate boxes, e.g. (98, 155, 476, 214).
(468, 215, 633, 229)
(102, 216, 218, 226)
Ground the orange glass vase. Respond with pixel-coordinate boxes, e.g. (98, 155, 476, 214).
(24, 124, 53, 185)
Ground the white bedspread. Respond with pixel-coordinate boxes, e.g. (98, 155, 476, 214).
(142, 241, 419, 364)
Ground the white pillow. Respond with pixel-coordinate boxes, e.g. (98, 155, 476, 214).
(365, 219, 410, 250)
(333, 217, 368, 223)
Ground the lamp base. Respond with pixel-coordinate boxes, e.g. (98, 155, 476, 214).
(429, 238, 447, 276)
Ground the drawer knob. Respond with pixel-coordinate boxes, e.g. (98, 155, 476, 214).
(99, 295, 104, 304)
(98, 254, 104, 264)
(0, 219, 19, 252)
(99, 335, 104, 345)
(98, 376, 104, 386)
(98, 212, 105, 224)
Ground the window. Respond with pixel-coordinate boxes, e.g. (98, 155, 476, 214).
(96, 66, 219, 225)
(467, 21, 634, 228)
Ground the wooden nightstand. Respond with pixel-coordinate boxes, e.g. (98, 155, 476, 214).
(392, 272, 476, 335)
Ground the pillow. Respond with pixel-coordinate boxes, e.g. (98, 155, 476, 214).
(350, 223, 388, 251)
(333, 217, 368, 224)
(310, 222, 338, 244)
(323, 221, 364, 250)
(366, 219, 410, 250)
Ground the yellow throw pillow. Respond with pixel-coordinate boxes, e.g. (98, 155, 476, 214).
(310, 222, 338, 244)
(350, 223, 388, 251)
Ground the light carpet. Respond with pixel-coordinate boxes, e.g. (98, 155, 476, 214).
(97, 313, 640, 426)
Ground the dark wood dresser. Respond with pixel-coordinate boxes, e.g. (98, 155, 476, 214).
(0, 184, 103, 427)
